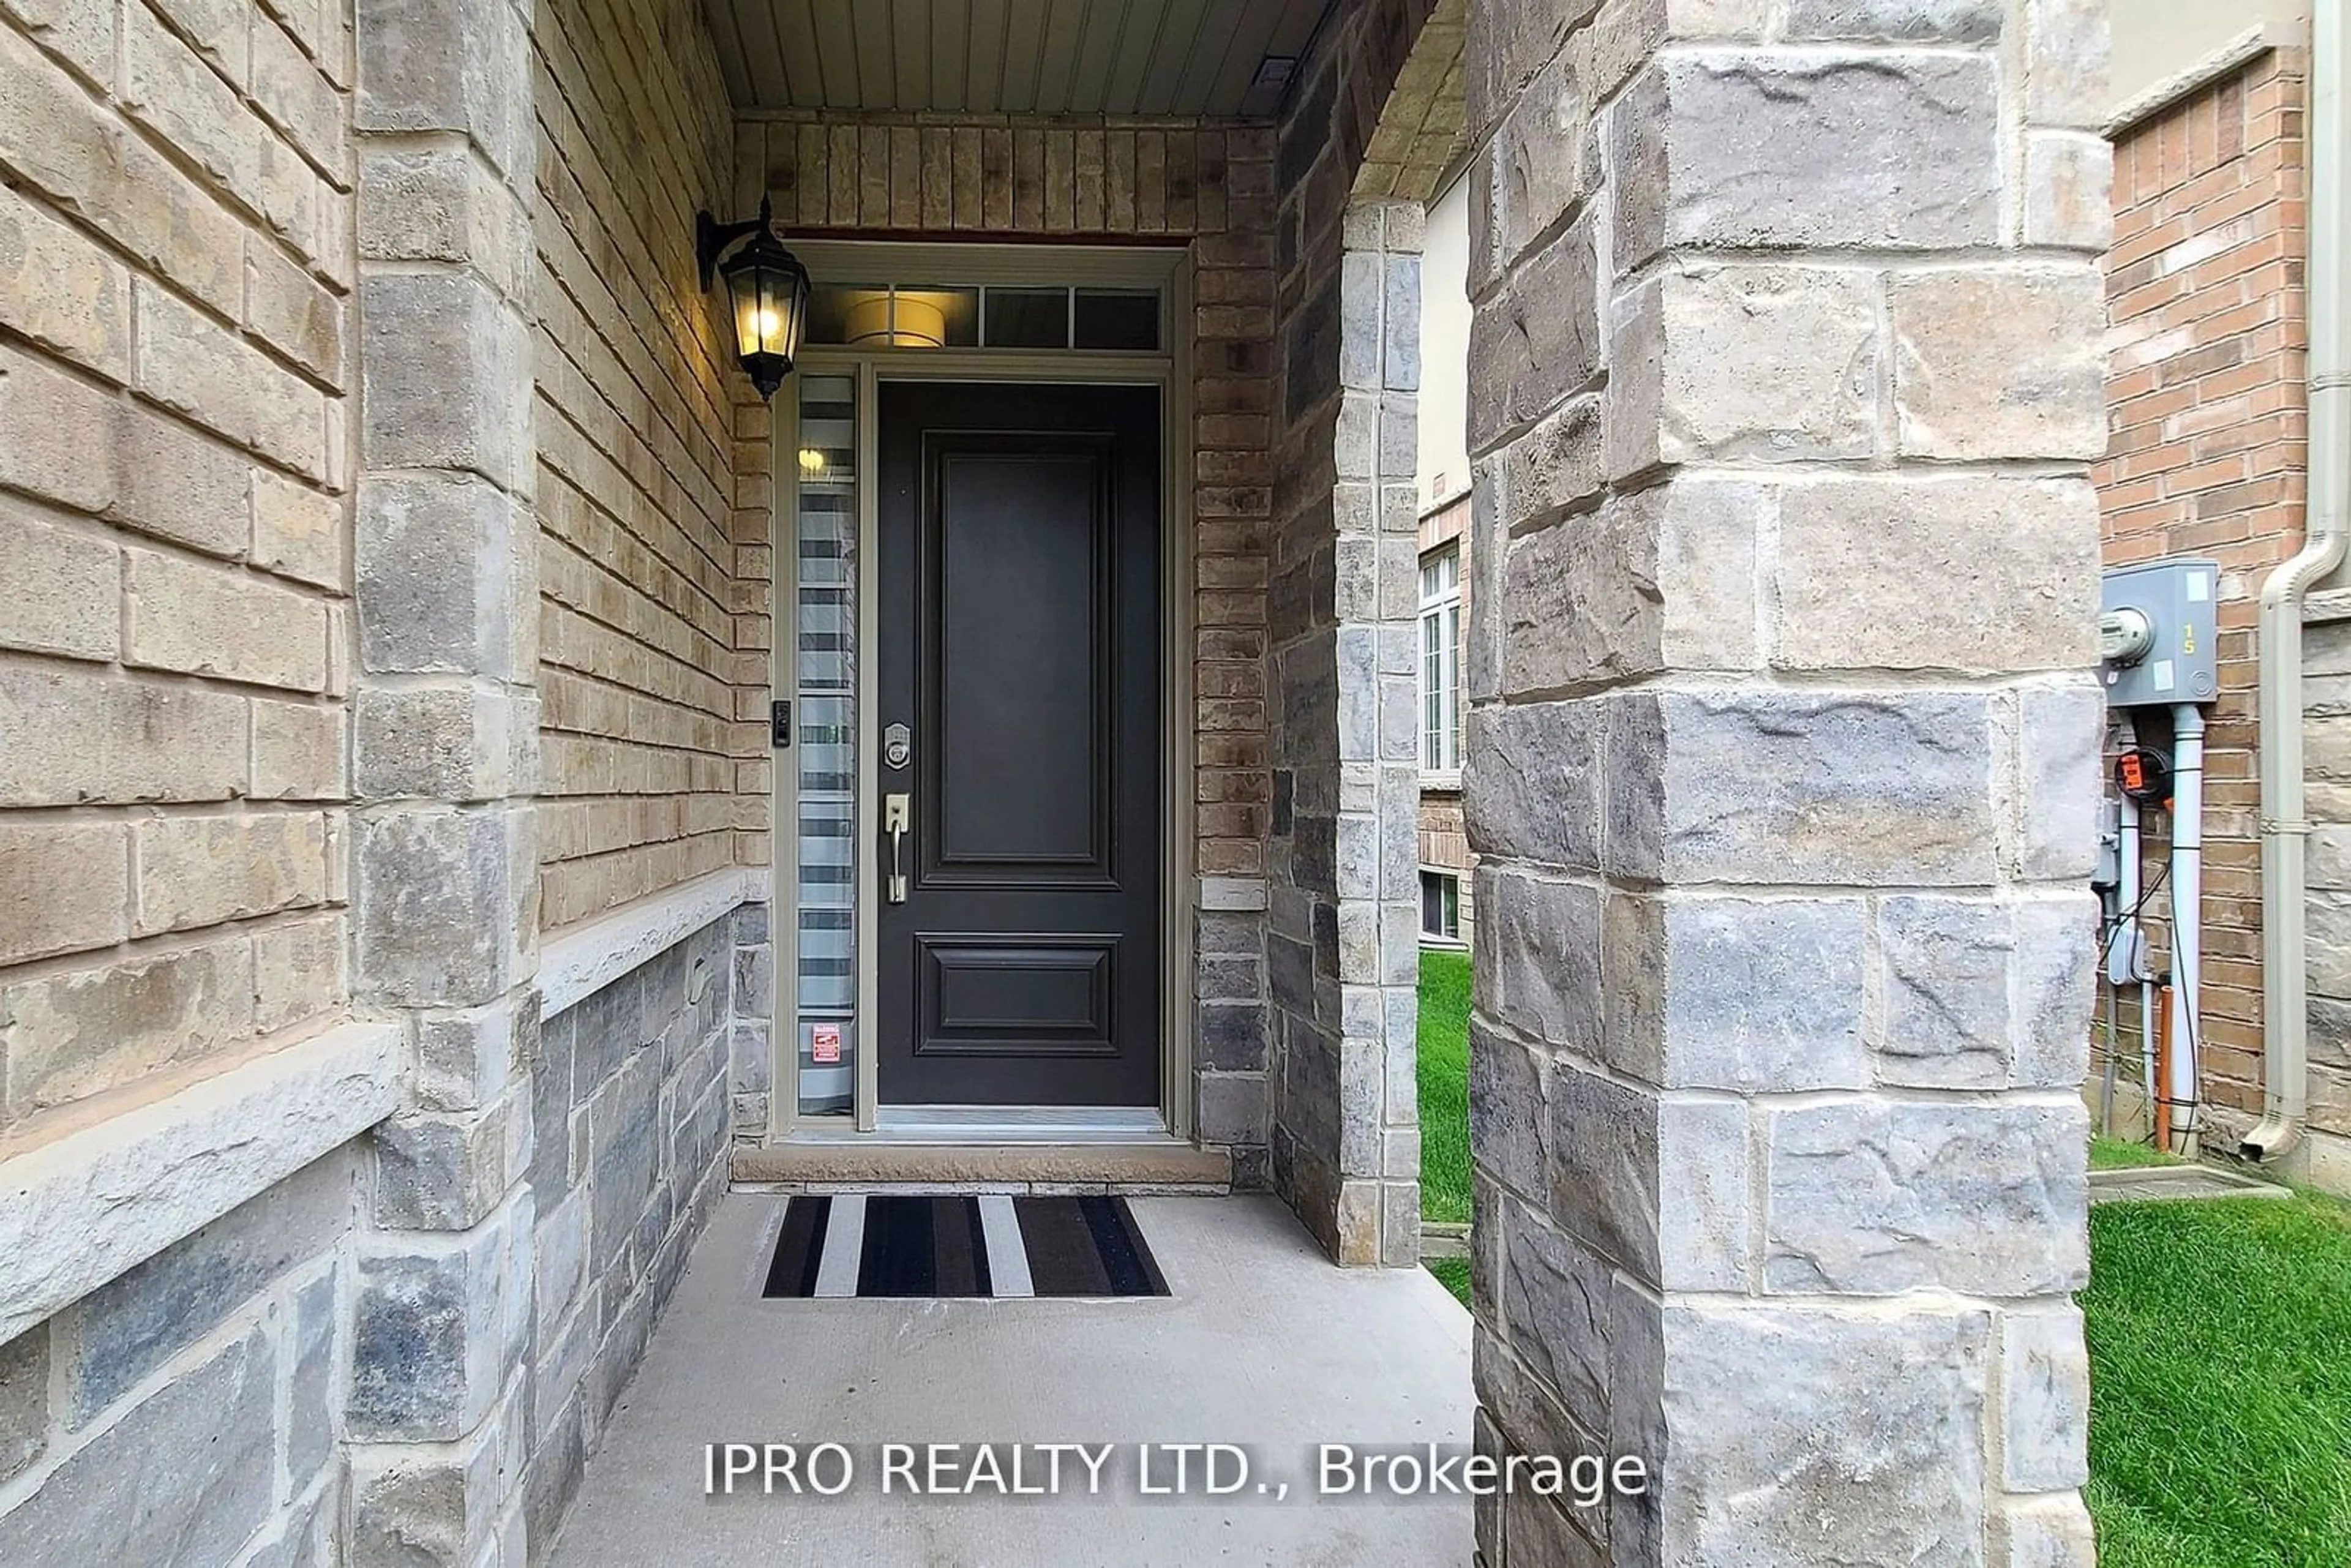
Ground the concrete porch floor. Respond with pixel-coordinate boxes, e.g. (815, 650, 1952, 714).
(547, 1195, 1475, 1567)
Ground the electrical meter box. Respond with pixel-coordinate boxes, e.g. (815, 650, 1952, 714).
(2099, 558, 2219, 708)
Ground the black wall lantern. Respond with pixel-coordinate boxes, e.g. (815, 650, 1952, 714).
(696, 195, 810, 400)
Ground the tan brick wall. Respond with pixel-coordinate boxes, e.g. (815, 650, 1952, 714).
(733, 110, 1279, 926)
(0, 0, 356, 1139)
(531, 0, 747, 931)
(2095, 50, 2308, 1119)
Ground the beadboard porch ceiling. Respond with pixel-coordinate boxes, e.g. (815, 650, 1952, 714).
(702, 0, 1332, 116)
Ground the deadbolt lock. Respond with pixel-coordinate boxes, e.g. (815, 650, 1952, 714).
(884, 722, 911, 770)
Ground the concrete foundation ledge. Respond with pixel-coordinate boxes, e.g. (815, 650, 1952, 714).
(730, 1140, 1233, 1190)
(0, 1021, 404, 1341)
(541, 867, 766, 1018)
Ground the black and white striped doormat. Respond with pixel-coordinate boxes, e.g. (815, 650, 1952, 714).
(763, 1195, 1169, 1299)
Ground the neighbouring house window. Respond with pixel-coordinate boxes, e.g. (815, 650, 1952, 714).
(1421, 869, 1461, 943)
(1420, 546, 1462, 775)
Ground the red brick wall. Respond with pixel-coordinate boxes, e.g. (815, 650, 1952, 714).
(2095, 50, 2308, 1120)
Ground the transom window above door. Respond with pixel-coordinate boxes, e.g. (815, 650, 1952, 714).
(803, 282, 1161, 352)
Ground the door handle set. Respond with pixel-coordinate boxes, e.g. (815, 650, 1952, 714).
(884, 792, 910, 904)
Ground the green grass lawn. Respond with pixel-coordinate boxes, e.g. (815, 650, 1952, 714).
(2084, 1191, 2351, 1566)
(2091, 1134, 2184, 1171)
(1417, 947, 1472, 1228)
(1411, 953, 2351, 1559)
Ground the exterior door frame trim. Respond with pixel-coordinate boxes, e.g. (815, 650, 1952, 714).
(768, 241, 1196, 1142)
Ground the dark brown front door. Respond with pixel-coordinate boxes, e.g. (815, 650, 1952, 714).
(876, 382, 1161, 1106)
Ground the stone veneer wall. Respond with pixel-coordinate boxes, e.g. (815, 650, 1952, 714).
(2096, 47, 2309, 1138)
(732, 112, 1281, 1179)
(1461, 0, 2107, 1562)
(0, 0, 356, 1134)
(533, 0, 752, 931)
(520, 918, 733, 1545)
(1264, 0, 1458, 1266)
(0, 1144, 360, 1562)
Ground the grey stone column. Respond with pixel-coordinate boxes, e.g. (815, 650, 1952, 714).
(348, 0, 541, 1562)
(1463, 1, 2106, 1564)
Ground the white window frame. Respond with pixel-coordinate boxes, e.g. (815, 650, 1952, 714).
(1419, 546, 1463, 782)
(1420, 867, 1464, 947)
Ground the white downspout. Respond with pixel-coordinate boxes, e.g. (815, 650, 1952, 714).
(2246, 0, 2350, 1164)
(2170, 705, 2207, 1154)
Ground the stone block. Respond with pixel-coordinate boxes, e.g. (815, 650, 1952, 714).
(1615, 893, 1869, 1091)
(133, 809, 330, 936)
(1992, 1493, 2098, 1568)
(1, 932, 253, 1117)
(0, 1322, 46, 1484)
(372, 1093, 528, 1231)
(2001, 1304, 2089, 1491)
(1607, 264, 1880, 475)
(355, 684, 519, 801)
(1196, 1002, 1268, 1071)
(356, 474, 528, 678)
(347, 1388, 525, 1568)
(4, 0, 114, 83)
(1491, 50, 1592, 271)
(2021, 0, 2107, 130)
(354, 0, 531, 179)
(1612, 51, 1998, 267)
(125, 547, 328, 692)
(1468, 1018, 1550, 1201)
(1872, 895, 2003, 1090)
(1494, 395, 1603, 526)
(1890, 268, 2105, 459)
(0, 182, 132, 380)
(0, 498, 117, 664)
(1774, 476, 2099, 673)
(2024, 129, 2112, 251)
(1462, 699, 1602, 870)
(0, 29, 244, 319)
(51, 1146, 355, 1424)
(246, 8, 347, 175)
(251, 697, 348, 801)
(2012, 678, 2104, 881)
(1623, 689, 1998, 886)
(1475, 869, 1603, 1060)
(287, 1265, 340, 1491)
(358, 272, 530, 490)
(353, 805, 533, 1008)
(134, 279, 326, 479)
(2012, 891, 2097, 1087)
(348, 1218, 516, 1442)
(250, 467, 347, 590)
(1654, 1302, 1989, 1564)
(1465, 212, 1600, 453)
(358, 144, 529, 296)
(0, 819, 128, 967)
(587, 1051, 661, 1270)
(1501, 481, 1758, 694)
(1543, 1061, 1659, 1274)
(253, 912, 348, 1034)
(0, 662, 247, 807)
(1763, 1097, 2088, 1296)
(1496, 1195, 1611, 1413)
(1784, 0, 2002, 39)
(0, 1328, 275, 1567)
(1198, 1070, 1270, 1146)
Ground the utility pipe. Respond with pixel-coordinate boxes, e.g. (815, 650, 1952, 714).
(2248, 0, 2350, 1164)
(2170, 705, 2208, 1155)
